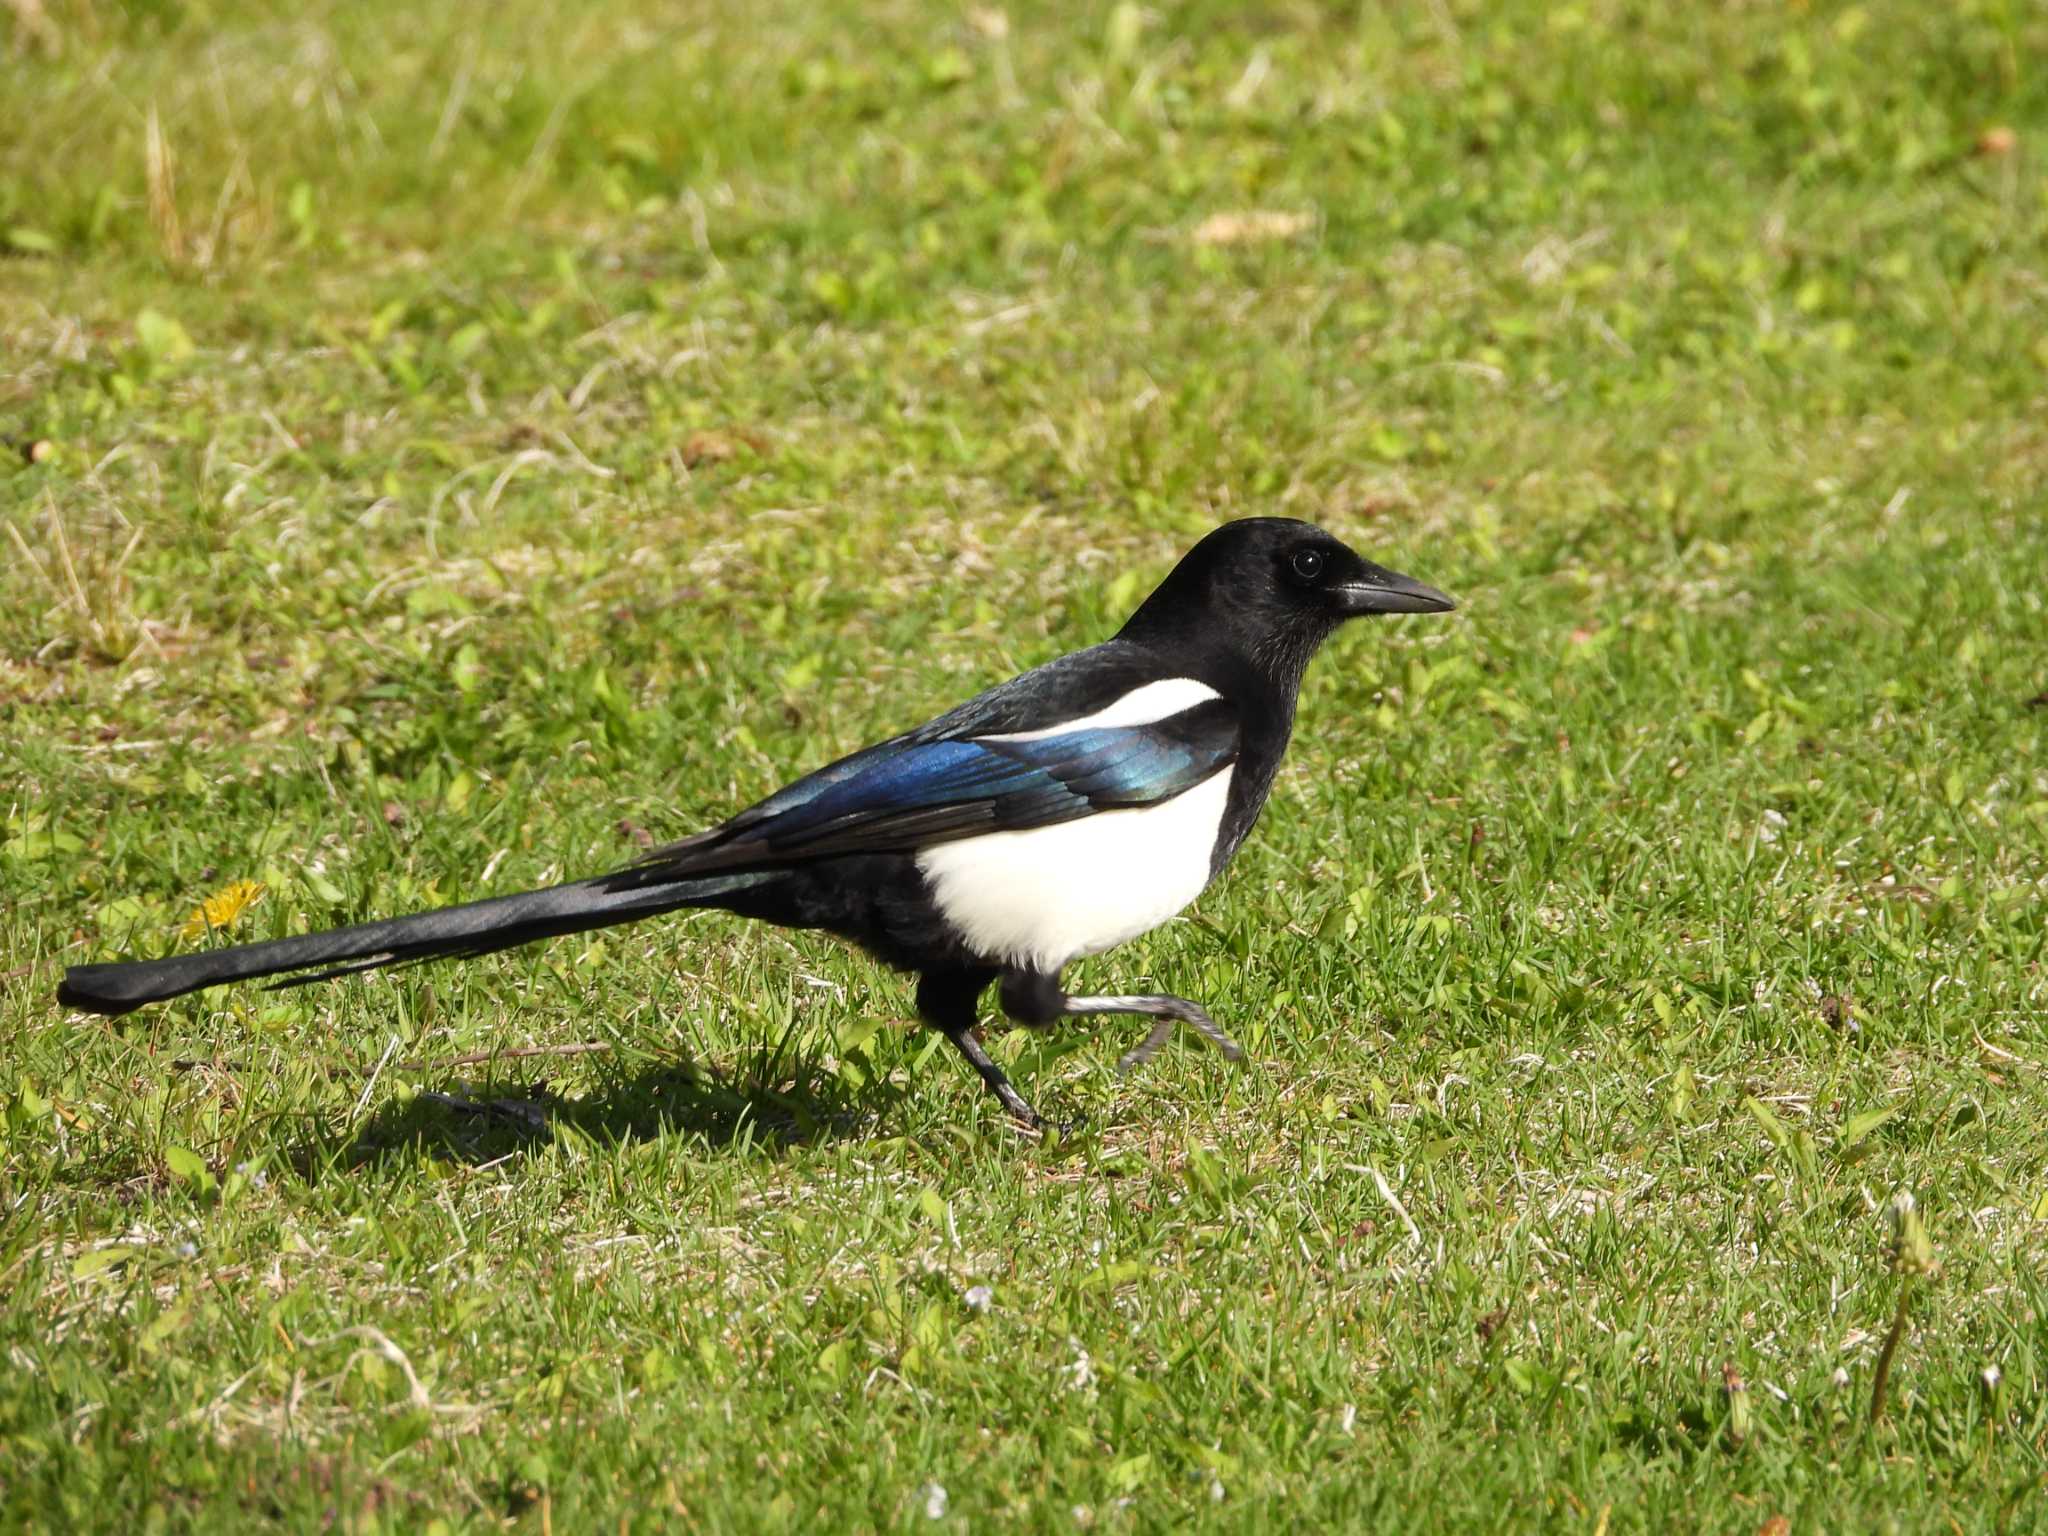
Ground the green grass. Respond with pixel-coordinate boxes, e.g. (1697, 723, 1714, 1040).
(4, 0, 2047, 1528)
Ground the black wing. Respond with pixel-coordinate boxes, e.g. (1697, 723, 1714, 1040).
(628, 681, 1237, 879)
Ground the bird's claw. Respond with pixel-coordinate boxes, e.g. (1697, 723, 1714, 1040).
(1001, 1102, 1087, 1139)
(1115, 1008, 1244, 1076)
(1115, 1023, 1175, 1076)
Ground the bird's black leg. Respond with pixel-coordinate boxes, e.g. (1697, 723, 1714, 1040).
(916, 968, 1042, 1127)
(999, 971, 1245, 1076)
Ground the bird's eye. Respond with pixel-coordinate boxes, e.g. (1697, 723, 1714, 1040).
(1289, 549, 1326, 582)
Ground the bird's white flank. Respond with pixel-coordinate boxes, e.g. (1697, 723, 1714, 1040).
(917, 679, 1231, 972)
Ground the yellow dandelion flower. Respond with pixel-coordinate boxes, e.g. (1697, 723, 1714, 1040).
(181, 879, 266, 941)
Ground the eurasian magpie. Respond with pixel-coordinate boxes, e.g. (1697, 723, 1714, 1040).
(57, 518, 1453, 1127)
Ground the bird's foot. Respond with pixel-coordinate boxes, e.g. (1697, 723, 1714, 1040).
(937, 1021, 1055, 1130)
(1117, 1022, 1178, 1076)
(1059, 994, 1244, 1076)
(987, 1086, 1087, 1141)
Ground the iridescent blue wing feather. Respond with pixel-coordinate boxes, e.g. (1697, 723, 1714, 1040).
(753, 698, 1238, 855)
(627, 693, 1237, 877)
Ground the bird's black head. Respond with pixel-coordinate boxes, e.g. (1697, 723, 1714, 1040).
(1118, 517, 1454, 688)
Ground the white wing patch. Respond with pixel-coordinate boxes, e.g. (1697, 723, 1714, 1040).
(980, 677, 1220, 743)
(916, 768, 1232, 973)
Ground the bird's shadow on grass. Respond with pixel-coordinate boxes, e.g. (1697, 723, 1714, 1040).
(337, 1048, 907, 1171)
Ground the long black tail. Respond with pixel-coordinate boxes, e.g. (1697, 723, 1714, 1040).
(56, 865, 779, 1018)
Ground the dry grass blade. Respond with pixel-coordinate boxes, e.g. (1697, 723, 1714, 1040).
(302, 1326, 434, 1412)
(4, 0, 60, 53)
(145, 101, 183, 262)
(1190, 210, 1313, 246)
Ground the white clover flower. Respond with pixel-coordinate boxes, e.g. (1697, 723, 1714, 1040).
(963, 1284, 993, 1314)
(1062, 1338, 1095, 1391)
(920, 1482, 948, 1520)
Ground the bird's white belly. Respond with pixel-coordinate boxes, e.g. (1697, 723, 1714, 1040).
(915, 768, 1232, 973)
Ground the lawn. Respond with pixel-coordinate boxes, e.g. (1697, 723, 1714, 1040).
(3, 0, 2046, 1529)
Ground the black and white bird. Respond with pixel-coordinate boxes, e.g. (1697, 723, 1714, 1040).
(58, 518, 1453, 1127)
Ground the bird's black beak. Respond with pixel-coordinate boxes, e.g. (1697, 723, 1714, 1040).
(1332, 563, 1456, 616)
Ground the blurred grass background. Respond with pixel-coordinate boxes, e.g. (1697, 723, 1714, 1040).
(3, 0, 2046, 1530)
